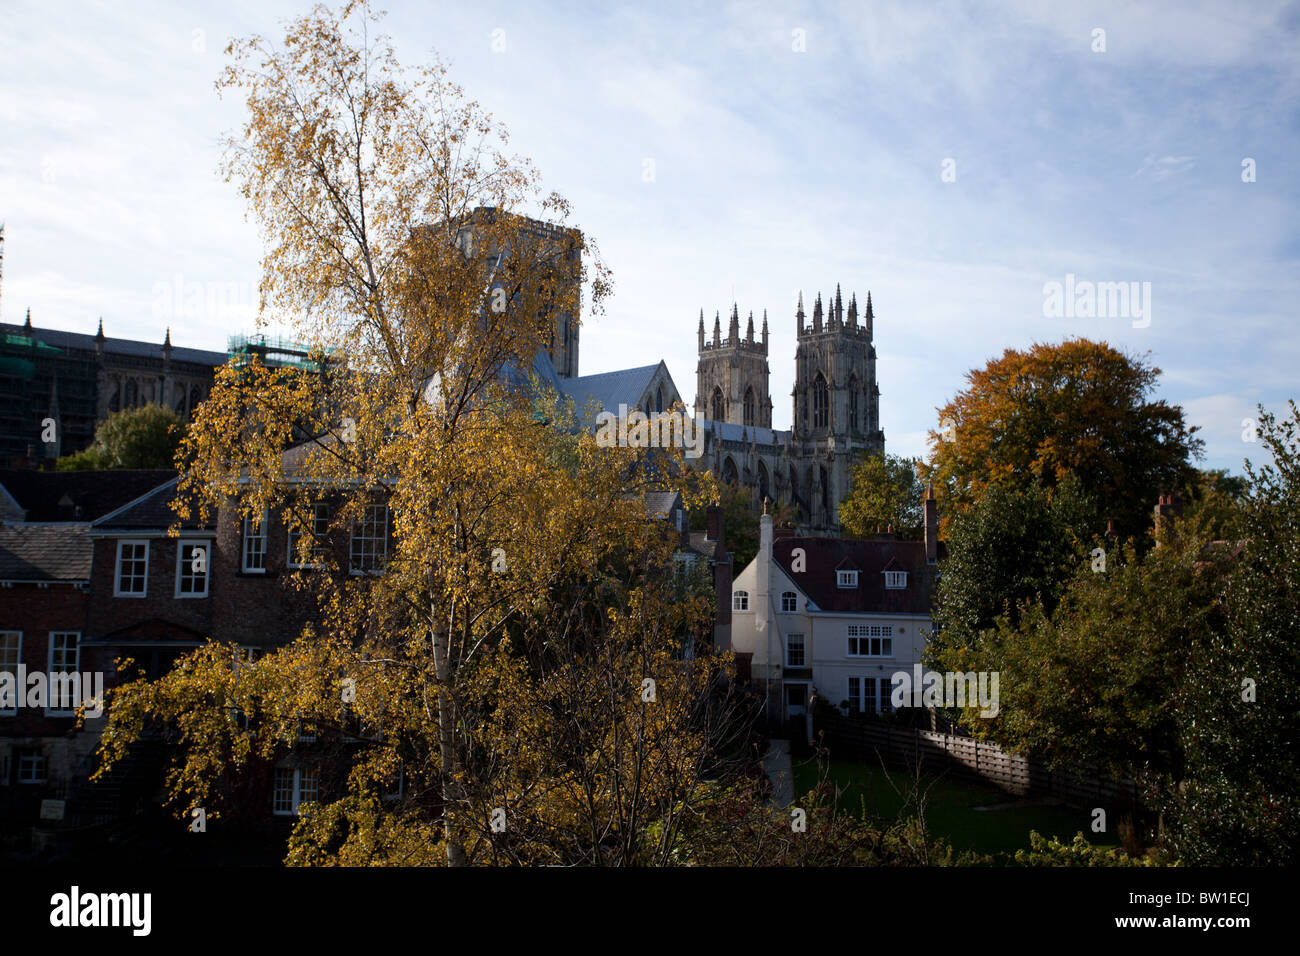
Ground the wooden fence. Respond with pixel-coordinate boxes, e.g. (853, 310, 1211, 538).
(814, 713, 1142, 810)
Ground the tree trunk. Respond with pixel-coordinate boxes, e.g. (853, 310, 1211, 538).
(432, 611, 466, 866)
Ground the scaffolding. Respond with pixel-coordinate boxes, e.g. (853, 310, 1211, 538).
(227, 333, 338, 370)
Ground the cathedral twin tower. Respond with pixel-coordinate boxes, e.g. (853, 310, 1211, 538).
(694, 285, 884, 534)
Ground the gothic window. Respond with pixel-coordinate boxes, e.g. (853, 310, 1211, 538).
(743, 387, 755, 427)
(711, 387, 724, 422)
(848, 375, 859, 431)
(124, 378, 138, 408)
(656, 386, 664, 414)
(812, 373, 828, 429)
(757, 461, 769, 504)
(820, 466, 830, 516)
(722, 457, 738, 485)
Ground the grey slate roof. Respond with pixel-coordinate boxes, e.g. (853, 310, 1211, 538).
(643, 490, 682, 519)
(91, 477, 212, 532)
(562, 363, 660, 417)
(0, 523, 92, 581)
(701, 419, 790, 447)
(1, 323, 228, 367)
(0, 469, 177, 522)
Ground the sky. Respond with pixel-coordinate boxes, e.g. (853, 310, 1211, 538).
(2, 0, 1297, 475)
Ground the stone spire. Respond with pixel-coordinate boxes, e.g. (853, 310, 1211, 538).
(698, 309, 705, 350)
(796, 291, 805, 335)
(834, 283, 843, 327)
(729, 303, 740, 343)
(865, 291, 874, 339)
(23, 307, 31, 330)
(761, 308, 769, 351)
(746, 310, 755, 343)
(847, 292, 858, 328)
(812, 292, 823, 332)
(712, 311, 721, 346)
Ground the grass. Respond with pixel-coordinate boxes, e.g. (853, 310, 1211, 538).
(792, 756, 1120, 857)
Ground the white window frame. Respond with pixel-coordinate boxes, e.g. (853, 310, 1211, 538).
(114, 540, 149, 597)
(884, 570, 908, 589)
(837, 570, 858, 589)
(847, 623, 893, 658)
(17, 749, 46, 784)
(780, 591, 797, 613)
(349, 503, 389, 575)
(242, 510, 268, 573)
(272, 765, 319, 816)
(732, 590, 749, 611)
(784, 633, 805, 668)
(847, 676, 892, 715)
(287, 503, 331, 569)
(175, 540, 212, 598)
(46, 631, 80, 716)
(0, 631, 20, 717)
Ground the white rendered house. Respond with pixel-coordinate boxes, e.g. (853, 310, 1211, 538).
(729, 490, 941, 726)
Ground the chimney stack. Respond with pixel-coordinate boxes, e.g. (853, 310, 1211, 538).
(705, 504, 723, 543)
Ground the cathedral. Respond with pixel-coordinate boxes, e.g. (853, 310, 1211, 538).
(690, 285, 884, 535)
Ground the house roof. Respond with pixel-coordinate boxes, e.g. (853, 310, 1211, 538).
(90, 477, 212, 532)
(0, 523, 92, 581)
(643, 490, 683, 519)
(773, 536, 938, 615)
(0, 469, 177, 522)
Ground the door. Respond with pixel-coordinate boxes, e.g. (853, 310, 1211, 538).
(785, 682, 807, 720)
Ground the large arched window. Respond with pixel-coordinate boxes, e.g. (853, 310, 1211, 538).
(812, 372, 828, 429)
(711, 387, 725, 422)
(848, 375, 859, 431)
(722, 457, 738, 485)
(743, 387, 755, 426)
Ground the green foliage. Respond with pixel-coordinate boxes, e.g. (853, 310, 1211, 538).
(1164, 402, 1300, 865)
(839, 451, 925, 540)
(57, 402, 184, 470)
(1013, 831, 1167, 867)
(971, 535, 1227, 781)
(928, 475, 1098, 665)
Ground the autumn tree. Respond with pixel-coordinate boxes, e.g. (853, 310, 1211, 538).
(838, 451, 925, 540)
(94, 1, 760, 867)
(57, 402, 184, 470)
(921, 339, 1203, 538)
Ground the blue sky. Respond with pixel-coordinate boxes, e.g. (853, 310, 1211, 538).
(2, 0, 1297, 474)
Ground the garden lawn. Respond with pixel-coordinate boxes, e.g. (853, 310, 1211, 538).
(792, 757, 1119, 857)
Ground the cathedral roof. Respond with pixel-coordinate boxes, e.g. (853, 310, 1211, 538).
(561, 362, 668, 418)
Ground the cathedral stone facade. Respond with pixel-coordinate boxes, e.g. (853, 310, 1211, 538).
(693, 285, 884, 536)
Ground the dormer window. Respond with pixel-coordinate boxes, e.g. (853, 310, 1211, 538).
(837, 570, 858, 589)
(732, 590, 750, 611)
(885, 570, 908, 589)
(781, 591, 797, 612)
